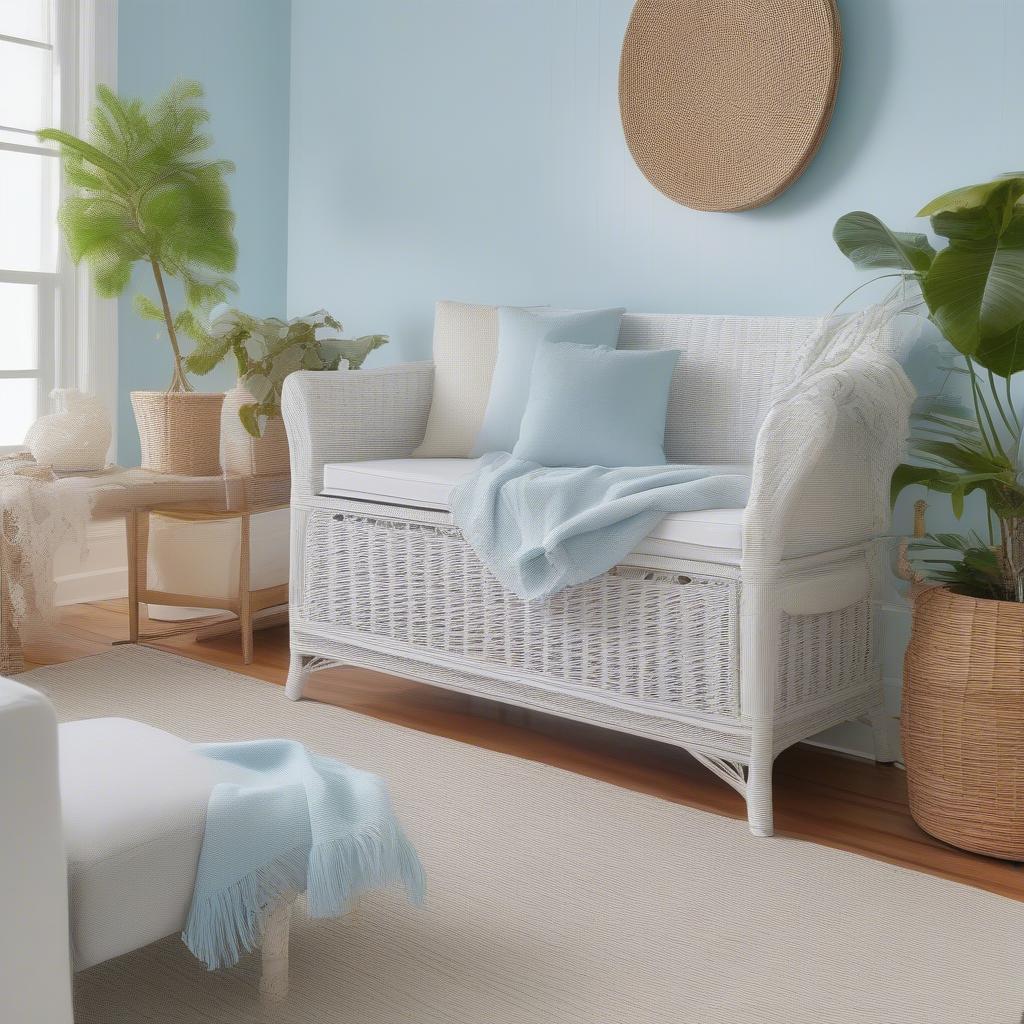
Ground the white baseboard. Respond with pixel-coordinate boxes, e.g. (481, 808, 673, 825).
(54, 520, 128, 606)
(803, 677, 903, 762)
(54, 564, 128, 606)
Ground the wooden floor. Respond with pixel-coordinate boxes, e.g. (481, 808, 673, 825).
(36, 599, 1024, 902)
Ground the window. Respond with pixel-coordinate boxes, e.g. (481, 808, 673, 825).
(0, 0, 117, 453)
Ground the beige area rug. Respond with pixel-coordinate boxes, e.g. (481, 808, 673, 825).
(25, 647, 1023, 1024)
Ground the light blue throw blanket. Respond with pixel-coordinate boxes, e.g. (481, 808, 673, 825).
(183, 739, 425, 970)
(451, 453, 751, 601)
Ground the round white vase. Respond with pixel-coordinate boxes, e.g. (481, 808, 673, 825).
(24, 388, 112, 472)
(221, 384, 290, 477)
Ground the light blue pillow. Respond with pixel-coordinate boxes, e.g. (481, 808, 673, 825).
(471, 306, 624, 455)
(512, 341, 679, 467)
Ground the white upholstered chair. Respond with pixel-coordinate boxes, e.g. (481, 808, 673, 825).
(0, 678, 73, 1024)
(0, 679, 293, 1022)
(282, 307, 915, 837)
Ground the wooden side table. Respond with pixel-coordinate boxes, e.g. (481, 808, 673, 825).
(126, 502, 290, 665)
(0, 462, 291, 673)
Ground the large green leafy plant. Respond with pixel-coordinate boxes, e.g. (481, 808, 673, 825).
(834, 174, 1024, 601)
(39, 80, 237, 392)
(184, 309, 388, 437)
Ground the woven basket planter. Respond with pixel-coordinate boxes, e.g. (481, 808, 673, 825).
(220, 385, 290, 478)
(903, 586, 1024, 859)
(130, 391, 224, 477)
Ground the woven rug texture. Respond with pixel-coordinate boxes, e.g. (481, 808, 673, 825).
(23, 647, 1024, 1024)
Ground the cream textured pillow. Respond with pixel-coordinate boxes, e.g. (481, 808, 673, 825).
(413, 300, 501, 458)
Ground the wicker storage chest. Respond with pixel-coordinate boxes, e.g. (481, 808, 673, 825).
(303, 511, 741, 719)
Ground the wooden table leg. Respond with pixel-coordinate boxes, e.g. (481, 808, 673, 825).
(126, 511, 140, 644)
(239, 511, 253, 664)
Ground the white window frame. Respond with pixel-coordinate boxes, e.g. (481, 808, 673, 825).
(0, 0, 118, 456)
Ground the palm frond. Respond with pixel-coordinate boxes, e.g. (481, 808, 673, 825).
(41, 78, 238, 389)
(907, 534, 1009, 600)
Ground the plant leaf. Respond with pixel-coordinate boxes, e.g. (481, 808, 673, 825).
(950, 484, 965, 518)
(973, 320, 1024, 377)
(324, 334, 389, 370)
(917, 175, 1024, 218)
(134, 294, 164, 322)
(238, 402, 262, 438)
(910, 439, 1010, 474)
(183, 336, 231, 376)
(921, 207, 1024, 353)
(36, 128, 137, 192)
(890, 463, 959, 506)
(244, 372, 273, 403)
(833, 211, 935, 273)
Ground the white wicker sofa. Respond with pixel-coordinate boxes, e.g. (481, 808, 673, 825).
(282, 311, 914, 837)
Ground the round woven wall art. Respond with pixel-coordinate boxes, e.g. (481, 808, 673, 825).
(619, 0, 842, 212)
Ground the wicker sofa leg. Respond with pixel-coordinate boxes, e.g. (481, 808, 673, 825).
(746, 753, 774, 838)
(259, 896, 293, 1002)
(285, 651, 309, 701)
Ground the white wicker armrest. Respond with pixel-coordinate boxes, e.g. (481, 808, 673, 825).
(744, 349, 915, 566)
(282, 362, 434, 500)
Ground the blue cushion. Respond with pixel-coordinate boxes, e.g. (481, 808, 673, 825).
(471, 306, 624, 455)
(512, 341, 679, 468)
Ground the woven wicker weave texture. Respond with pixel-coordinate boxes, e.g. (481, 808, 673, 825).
(903, 586, 1024, 860)
(619, 0, 842, 211)
(130, 391, 225, 477)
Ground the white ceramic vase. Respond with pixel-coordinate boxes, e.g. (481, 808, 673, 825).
(220, 384, 290, 477)
(24, 388, 111, 472)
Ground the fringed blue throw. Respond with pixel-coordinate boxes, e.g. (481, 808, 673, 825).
(183, 739, 425, 970)
(451, 453, 751, 601)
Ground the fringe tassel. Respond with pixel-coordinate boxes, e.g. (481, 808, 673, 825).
(182, 825, 426, 970)
(306, 819, 426, 919)
(183, 844, 309, 970)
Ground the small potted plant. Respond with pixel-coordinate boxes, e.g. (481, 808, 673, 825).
(40, 80, 237, 476)
(834, 173, 1024, 859)
(184, 308, 388, 476)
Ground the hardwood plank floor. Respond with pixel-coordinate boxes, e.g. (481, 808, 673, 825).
(36, 599, 1024, 902)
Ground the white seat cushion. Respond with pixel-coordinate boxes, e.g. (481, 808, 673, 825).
(322, 459, 747, 559)
(643, 506, 744, 551)
(59, 718, 252, 971)
(323, 458, 473, 510)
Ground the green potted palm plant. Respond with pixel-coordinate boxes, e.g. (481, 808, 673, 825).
(834, 173, 1024, 858)
(184, 308, 387, 476)
(39, 79, 237, 476)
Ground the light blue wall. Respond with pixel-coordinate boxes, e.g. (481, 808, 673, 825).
(286, 0, 1023, 347)
(116, 0, 291, 465)
(286, 0, 1024, 753)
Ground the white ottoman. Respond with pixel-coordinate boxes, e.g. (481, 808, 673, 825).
(59, 717, 293, 996)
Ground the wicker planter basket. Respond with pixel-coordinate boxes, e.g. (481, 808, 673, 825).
(130, 391, 224, 477)
(220, 385, 289, 477)
(903, 586, 1024, 860)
